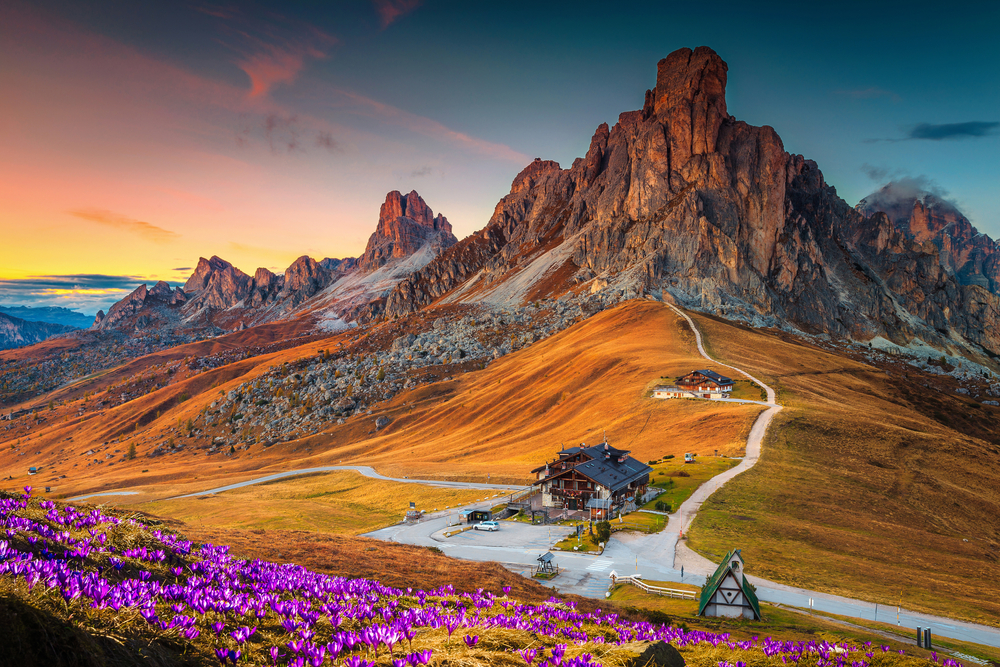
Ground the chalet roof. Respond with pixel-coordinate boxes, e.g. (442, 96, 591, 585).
(535, 443, 651, 494)
(682, 369, 733, 385)
(698, 549, 761, 619)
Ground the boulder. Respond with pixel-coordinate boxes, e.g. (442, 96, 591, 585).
(624, 641, 686, 667)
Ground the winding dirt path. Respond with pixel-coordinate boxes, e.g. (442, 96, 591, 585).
(665, 304, 781, 546)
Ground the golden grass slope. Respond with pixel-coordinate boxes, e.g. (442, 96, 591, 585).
(321, 301, 764, 481)
(0, 301, 762, 499)
(139, 471, 490, 534)
(686, 312, 1000, 627)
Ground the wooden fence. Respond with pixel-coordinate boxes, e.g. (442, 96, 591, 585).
(611, 574, 696, 600)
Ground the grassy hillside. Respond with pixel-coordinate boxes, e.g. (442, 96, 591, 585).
(686, 312, 1000, 627)
(0, 302, 762, 499)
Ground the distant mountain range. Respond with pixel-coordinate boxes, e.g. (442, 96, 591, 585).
(92, 47, 1000, 363)
(92, 190, 458, 334)
(0, 311, 76, 350)
(0, 305, 91, 329)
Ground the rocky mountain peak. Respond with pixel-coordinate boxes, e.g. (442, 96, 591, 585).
(377, 190, 453, 235)
(857, 183, 1000, 293)
(280, 256, 331, 305)
(384, 47, 1000, 359)
(184, 256, 238, 293)
(652, 46, 729, 163)
(358, 190, 458, 272)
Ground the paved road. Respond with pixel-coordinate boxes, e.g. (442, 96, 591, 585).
(67, 490, 140, 501)
(66, 466, 526, 502)
(166, 466, 525, 499)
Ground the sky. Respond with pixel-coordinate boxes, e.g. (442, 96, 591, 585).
(1, 0, 997, 316)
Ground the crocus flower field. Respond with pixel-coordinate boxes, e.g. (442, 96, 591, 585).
(0, 489, 958, 667)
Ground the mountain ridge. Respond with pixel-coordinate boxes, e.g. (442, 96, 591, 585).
(93, 190, 456, 334)
(0, 311, 76, 350)
(382, 46, 1000, 360)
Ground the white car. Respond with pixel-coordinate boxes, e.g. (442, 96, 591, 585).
(473, 521, 499, 531)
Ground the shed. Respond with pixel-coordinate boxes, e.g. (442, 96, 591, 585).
(586, 497, 612, 520)
(698, 549, 761, 620)
(469, 510, 492, 523)
(28, 467, 37, 475)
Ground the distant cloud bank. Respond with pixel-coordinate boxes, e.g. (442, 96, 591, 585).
(0, 274, 170, 315)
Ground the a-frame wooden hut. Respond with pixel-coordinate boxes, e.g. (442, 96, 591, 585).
(697, 549, 761, 620)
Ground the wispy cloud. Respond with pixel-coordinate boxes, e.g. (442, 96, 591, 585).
(336, 89, 531, 163)
(69, 209, 180, 243)
(264, 113, 302, 153)
(411, 166, 433, 177)
(316, 131, 340, 152)
(908, 121, 999, 141)
(373, 0, 422, 28)
(866, 120, 1000, 143)
(194, 4, 239, 20)
(205, 9, 337, 99)
(859, 167, 964, 215)
(836, 87, 900, 102)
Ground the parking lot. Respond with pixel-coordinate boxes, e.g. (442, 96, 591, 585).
(438, 520, 570, 551)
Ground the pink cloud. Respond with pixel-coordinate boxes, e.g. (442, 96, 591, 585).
(239, 47, 309, 98)
(211, 14, 337, 99)
(69, 208, 180, 243)
(336, 89, 531, 163)
(373, 0, 422, 28)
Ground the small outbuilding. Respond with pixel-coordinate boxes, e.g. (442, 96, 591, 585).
(698, 549, 761, 620)
(536, 551, 557, 575)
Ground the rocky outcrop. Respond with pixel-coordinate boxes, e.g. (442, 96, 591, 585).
(280, 256, 332, 306)
(384, 46, 1000, 357)
(183, 257, 253, 311)
(319, 257, 358, 274)
(857, 186, 1000, 294)
(0, 312, 75, 350)
(357, 191, 457, 272)
(95, 282, 187, 331)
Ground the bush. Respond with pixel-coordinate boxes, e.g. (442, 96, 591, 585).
(664, 454, 675, 459)
(654, 500, 671, 512)
(596, 520, 611, 543)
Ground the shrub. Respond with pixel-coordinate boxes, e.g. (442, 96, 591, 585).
(664, 454, 675, 459)
(654, 500, 671, 513)
(595, 520, 611, 543)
